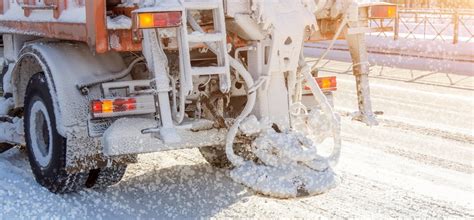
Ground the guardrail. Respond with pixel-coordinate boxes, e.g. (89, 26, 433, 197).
(369, 8, 474, 44)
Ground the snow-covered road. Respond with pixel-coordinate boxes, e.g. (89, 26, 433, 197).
(1, 60, 473, 218)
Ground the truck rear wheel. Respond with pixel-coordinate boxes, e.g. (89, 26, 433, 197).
(200, 144, 258, 169)
(199, 146, 233, 168)
(24, 73, 88, 193)
(86, 165, 127, 189)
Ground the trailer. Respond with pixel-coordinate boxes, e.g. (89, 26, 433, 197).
(0, 0, 396, 198)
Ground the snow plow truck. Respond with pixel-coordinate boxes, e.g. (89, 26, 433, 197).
(0, 0, 396, 198)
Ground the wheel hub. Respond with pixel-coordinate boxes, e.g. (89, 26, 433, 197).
(29, 100, 53, 168)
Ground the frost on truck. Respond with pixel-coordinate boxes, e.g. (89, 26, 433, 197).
(0, 0, 395, 198)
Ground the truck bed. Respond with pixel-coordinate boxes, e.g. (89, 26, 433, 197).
(0, 0, 141, 53)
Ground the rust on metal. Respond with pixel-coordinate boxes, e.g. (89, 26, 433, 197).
(0, 21, 88, 42)
(92, 0, 109, 53)
(109, 30, 143, 52)
(0, 0, 5, 14)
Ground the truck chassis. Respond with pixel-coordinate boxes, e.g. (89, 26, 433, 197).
(0, 0, 395, 198)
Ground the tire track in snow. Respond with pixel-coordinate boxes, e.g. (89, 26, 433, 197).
(379, 118, 474, 145)
(342, 133, 473, 174)
(340, 114, 473, 174)
(1, 143, 472, 218)
(338, 110, 474, 145)
(299, 173, 474, 218)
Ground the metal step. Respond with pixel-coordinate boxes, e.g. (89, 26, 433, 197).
(182, 0, 219, 10)
(187, 32, 224, 43)
(191, 66, 227, 76)
(180, 0, 231, 92)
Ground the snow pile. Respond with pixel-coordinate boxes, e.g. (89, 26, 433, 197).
(304, 37, 474, 75)
(231, 161, 337, 198)
(366, 37, 474, 62)
(0, 117, 23, 144)
(228, 113, 340, 199)
(0, 98, 24, 144)
(0, 98, 14, 115)
(120, 0, 157, 7)
(107, 15, 133, 30)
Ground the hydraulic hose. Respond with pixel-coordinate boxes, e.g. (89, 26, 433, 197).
(187, 14, 258, 166)
(300, 52, 342, 167)
(310, 16, 348, 73)
(225, 56, 257, 166)
(76, 57, 145, 90)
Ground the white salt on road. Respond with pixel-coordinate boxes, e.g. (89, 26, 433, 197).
(0, 59, 473, 218)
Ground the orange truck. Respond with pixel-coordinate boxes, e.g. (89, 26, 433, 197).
(0, 0, 396, 198)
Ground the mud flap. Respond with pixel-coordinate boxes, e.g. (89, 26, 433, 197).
(0, 143, 14, 153)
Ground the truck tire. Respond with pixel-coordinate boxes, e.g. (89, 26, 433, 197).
(199, 144, 258, 169)
(0, 143, 14, 153)
(24, 73, 88, 193)
(86, 165, 127, 189)
(199, 146, 233, 168)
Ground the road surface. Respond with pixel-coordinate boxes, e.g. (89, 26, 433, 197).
(0, 58, 473, 218)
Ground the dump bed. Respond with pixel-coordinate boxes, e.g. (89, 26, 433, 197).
(0, 1, 397, 53)
(0, 0, 141, 53)
(0, 0, 252, 54)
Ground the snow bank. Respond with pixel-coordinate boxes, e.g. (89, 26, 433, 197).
(307, 36, 474, 62)
(0, 98, 24, 144)
(107, 15, 132, 30)
(0, 117, 23, 144)
(305, 36, 474, 75)
(0, 98, 14, 115)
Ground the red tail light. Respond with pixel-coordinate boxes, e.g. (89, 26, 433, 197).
(92, 100, 103, 113)
(111, 98, 137, 112)
(137, 11, 182, 29)
(91, 96, 155, 118)
(316, 76, 337, 91)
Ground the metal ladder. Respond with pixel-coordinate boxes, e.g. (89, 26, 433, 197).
(179, 0, 231, 93)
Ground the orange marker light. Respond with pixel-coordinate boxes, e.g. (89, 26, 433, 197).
(320, 78, 332, 89)
(102, 100, 114, 113)
(303, 76, 337, 94)
(316, 76, 337, 91)
(136, 12, 182, 29)
(139, 13, 155, 29)
(387, 7, 396, 18)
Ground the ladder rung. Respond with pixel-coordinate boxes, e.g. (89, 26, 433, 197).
(183, 1, 219, 10)
(191, 67, 227, 76)
(188, 32, 224, 43)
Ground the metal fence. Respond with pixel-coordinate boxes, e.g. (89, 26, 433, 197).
(370, 8, 474, 44)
